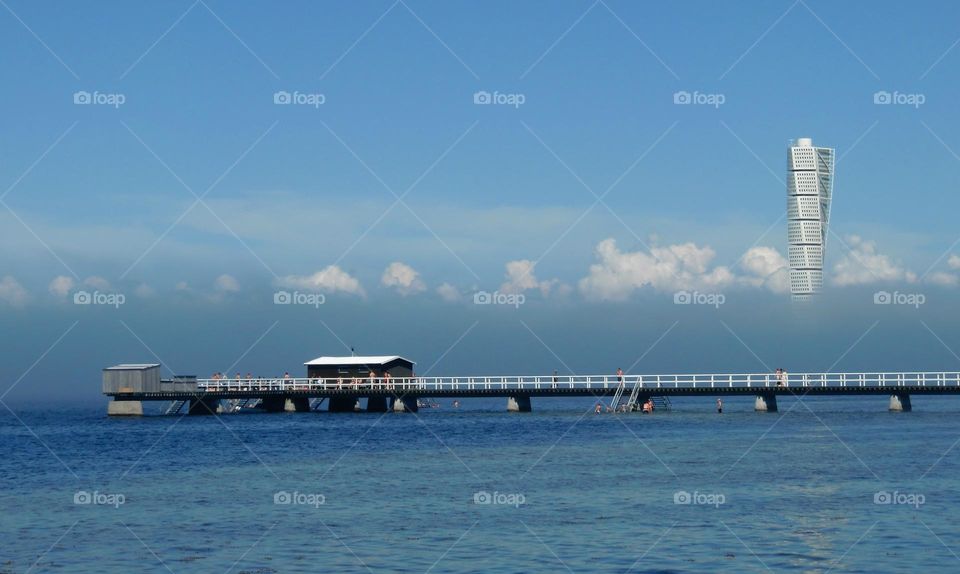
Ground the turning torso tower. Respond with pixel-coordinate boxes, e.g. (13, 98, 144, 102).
(786, 137, 835, 300)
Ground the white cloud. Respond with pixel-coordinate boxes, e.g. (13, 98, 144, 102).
(84, 276, 113, 291)
(578, 239, 735, 301)
(381, 262, 426, 295)
(0, 276, 29, 307)
(831, 236, 913, 286)
(499, 259, 567, 297)
(48, 275, 75, 298)
(949, 255, 960, 270)
(927, 271, 959, 287)
(214, 274, 240, 293)
(436, 282, 461, 302)
(739, 246, 790, 294)
(134, 283, 156, 298)
(277, 265, 365, 297)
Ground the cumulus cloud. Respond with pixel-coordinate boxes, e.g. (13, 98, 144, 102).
(277, 265, 365, 297)
(134, 283, 156, 298)
(499, 259, 567, 297)
(214, 274, 240, 293)
(739, 246, 790, 294)
(0, 276, 29, 307)
(949, 255, 960, 270)
(436, 282, 461, 302)
(831, 236, 914, 286)
(926, 271, 959, 287)
(84, 276, 113, 291)
(578, 239, 735, 301)
(381, 262, 426, 295)
(48, 275, 75, 298)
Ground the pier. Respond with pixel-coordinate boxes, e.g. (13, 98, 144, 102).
(103, 366, 960, 415)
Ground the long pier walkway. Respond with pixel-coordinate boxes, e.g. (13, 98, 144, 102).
(103, 371, 960, 415)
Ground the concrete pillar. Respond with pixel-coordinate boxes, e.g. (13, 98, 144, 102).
(188, 397, 220, 415)
(507, 395, 532, 412)
(889, 393, 912, 412)
(754, 393, 778, 412)
(392, 395, 418, 413)
(107, 400, 143, 416)
(328, 396, 358, 413)
(366, 396, 389, 413)
(285, 397, 311, 412)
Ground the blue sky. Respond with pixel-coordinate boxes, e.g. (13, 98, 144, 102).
(3, 1, 960, 403)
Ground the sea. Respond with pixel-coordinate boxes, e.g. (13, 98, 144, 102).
(2, 395, 959, 573)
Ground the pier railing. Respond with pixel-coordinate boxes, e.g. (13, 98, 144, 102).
(195, 372, 960, 393)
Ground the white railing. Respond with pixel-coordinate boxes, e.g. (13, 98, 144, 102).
(194, 372, 960, 393)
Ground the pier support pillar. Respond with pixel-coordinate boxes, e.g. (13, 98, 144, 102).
(328, 396, 358, 413)
(392, 395, 418, 413)
(507, 395, 532, 412)
(107, 400, 143, 416)
(188, 397, 220, 415)
(366, 396, 389, 413)
(754, 393, 778, 413)
(285, 397, 311, 412)
(889, 393, 912, 412)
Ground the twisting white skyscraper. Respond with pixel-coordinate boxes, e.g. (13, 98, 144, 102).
(787, 137, 834, 300)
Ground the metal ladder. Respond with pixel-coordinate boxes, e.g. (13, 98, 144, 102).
(652, 396, 672, 411)
(164, 400, 187, 415)
(610, 378, 628, 410)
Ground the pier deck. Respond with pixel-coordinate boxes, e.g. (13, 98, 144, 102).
(102, 372, 960, 414)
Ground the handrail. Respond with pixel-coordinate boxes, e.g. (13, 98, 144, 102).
(192, 372, 960, 392)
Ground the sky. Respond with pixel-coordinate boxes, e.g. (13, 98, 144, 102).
(2, 0, 960, 404)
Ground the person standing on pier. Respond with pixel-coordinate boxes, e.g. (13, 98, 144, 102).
(616, 367, 623, 384)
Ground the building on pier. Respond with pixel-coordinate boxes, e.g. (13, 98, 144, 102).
(304, 355, 415, 379)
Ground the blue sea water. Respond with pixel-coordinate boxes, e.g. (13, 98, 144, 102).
(2, 395, 960, 573)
